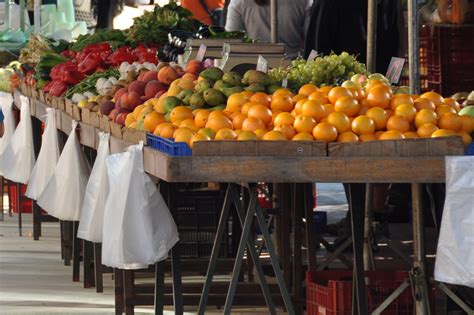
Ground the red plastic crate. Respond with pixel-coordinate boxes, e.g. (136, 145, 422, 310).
(8, 183, 32, 213)
(306, 270, 434, 315)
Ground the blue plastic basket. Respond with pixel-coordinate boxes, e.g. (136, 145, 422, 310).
(466, 142, 474, 155)
(146, 134, 192, 156)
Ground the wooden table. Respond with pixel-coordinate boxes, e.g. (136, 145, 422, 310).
(15, 89, 459, 314)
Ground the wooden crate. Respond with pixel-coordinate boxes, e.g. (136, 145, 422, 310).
(193, 140, 327, 156)
(91, 112, 101, 128)
(110, 121, 124, 139)
(99, 115, 111, 133)
(328, 137, 465, 157)
(78, 122, 96, 148)
(65, 98, 74, 115)
(81, 108, 92, 125)
(61, 111, 74, 135)
(72, 105, 82, 121)
(123, 128, 147, 145)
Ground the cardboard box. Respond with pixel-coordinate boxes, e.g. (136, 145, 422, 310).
(99, 115, 111, 133)
(72, 105, 82, 121)
(123, 128, 147, 144)
(110, 121, 124, 139)
(91, 112, 101, 128)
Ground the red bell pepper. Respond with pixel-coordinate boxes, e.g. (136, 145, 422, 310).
(78, 52, 102, 75)
(43, 81, 54, 93)
(61, 50, 77, 59)
(107, 46, 136, 66)
(133, 46, 158, 64)
(61, 69, 84, 85)
(48, 80, 69, 96)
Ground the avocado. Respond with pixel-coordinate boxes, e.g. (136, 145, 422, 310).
(203, 88, 226, 106)
(163, 96, 182, 113)
(222, 71, 243, 86)
(243, 70, 271, 85)
(245, 83, 266, 93)
(213, 80, 232, 93)
(189, 93, 206, 108)
(208, 105, 226, 111)
(176, 89, 193, 105)
(223, 86, 244, 98)
(200, 67, 224, 81)
(266, 84, 282, 94)
(194, 79, 213, 93)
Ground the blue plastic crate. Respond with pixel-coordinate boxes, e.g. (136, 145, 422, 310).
(146, 133, 192, 156)
(466, 142, 474, 155)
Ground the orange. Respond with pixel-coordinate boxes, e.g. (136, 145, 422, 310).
(242, 102, 260, 115)
(404, 131, 419, 139)
(308, 91, 329, 104)
(170, 106, 193, 123)
(299, 84, 318, 96)
(132, 105, 146, 121)
(292, 94, 307, 104)
(292, 132, 314, 141)
(189, 133, 210, 148)
(327, 111, 350, 133)
(436, 105, 457, 117)
(272, 88, 293, 97)
(154, 122, 172, 136)
(312, 122, 338, 142)
(351, 115, 375, 135)
(358, 103, 370, 115)
(198, 127, 216, 139)
(417, 123, 439, 138)
(291, 109, 299, 117)
(194, 109, 210, 128)
(205, 115, 233, 132)
(443, 98, 461, 112)
(223, 110, 234, 118)
(263, 130, 287, 141)
(350, 88, 366, 101)
(242, 117, 266, 132)
(250, 92, 271, 108)
(234, 129, 242, 136)
(232, 113, 247, 130)
(160, 124, 177, 138)
(215, 128, 238, 140)
(379, 130, 405, 140)
(431, 129, 457, 138)
(302, 100, 327, 121)
(366, 87, 391, 109)
(255, 129, 267, 139)
(460, 115, 474, 133)
(274, 124, 297, 140)
(365, 79, 386, 93)
(366, 107, 389, 130)
(180, 118, 199, 131)
(248, 104, 273, 126)
(144, 112, 166, 132)
(125, 113, 136, 128)
(237, 131, 258, 141)
(390, 94, 414, 111)
(271, 95, 294, 112)
(458, 131, 473, 146)
(337, 131, 359, 142)
(172, 119, 183, 127)
(420, 91, 444, 106)
(334, 96, 360, 117)
(226, 93, 248, 113)
(370, 84, 393, 96)
(274, 112, 295, 127)
(328, 87, 353, 104)
(415, 109, 438, 128)
(323, 103, 335, 115)
(293, 115, 317, 133)
(414, 98, 436, 111)
(318, 86, 333, 95)
(438, 113, 462, 132)
(359, 133, 378, 142)
(395, 104, 417, 123)
(386, 116, 410, 133)
(374, 131, 385, 139)
(174, 128, 195, 145)
(208, 110, 226, 120)
(240, 90, 253, 99)
(294, 98, 308, 114)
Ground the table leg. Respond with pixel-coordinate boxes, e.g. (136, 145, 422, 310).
(114, 268, 124, 315)
(348, 183, 369, 315)
(72, 221, 81, 282)
(94, 243, 104, 293)
(364, 183, 375, 271)
(33, 201, 41, 240)
(281, 184, 292, 287)
(292, 184, 303, 314)
(16, 182, 22, 236)
(304, 183, 317, 272)
(411, 183, 431, 314)
(154, 261, 165, 315)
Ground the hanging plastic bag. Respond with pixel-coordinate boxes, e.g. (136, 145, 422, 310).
(434, 156, 474, 288)
(0, 92, 15, 157)
(37, 120, 91, 221)
(26, 108, 60, 200)
(0, 95, 35, 183)
(77, 132, 110, 243)
(102, 142, 179, 269)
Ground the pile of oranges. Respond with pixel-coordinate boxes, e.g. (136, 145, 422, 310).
(136, 79, 474, 148)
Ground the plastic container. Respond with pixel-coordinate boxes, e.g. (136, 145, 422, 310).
(146, 134, 192, 156)
(466, 142, 474, 155)
(306, 270, 435, 315)
(8, 183, 32, 213)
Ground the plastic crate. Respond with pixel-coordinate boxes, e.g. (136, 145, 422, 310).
(8, 184, 32, 214)
(146, 133, 192, 156)
(466, 142, 474, 155)
(306, 270, 435, 315)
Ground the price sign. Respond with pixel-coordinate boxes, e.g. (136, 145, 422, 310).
(219, 43, 231, 70)
(385, 57, 406, 84)
(282, 77, 288, 88)
(307, 50, 318, 61)
(196, 44, 207, 62)
(256, 55, 268, 73)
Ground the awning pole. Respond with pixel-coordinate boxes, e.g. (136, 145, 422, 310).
(366, 0, 377, 73)
(270, 0, 278, 43)
(408, 0, 420, 94)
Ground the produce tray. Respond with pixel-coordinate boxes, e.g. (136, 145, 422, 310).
(146, 134, 192, 156)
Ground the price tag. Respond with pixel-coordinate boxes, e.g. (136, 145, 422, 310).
(256, 55, 268, 73)
(307, 50, 318, 61)
(219, 43, 230, 70)
(282, 77, 288, 88)
(196, 44, 207, 62)
(385, 57, 406, 84)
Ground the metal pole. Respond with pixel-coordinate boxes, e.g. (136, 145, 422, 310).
(19, 0, 25, 31)
(366, 0, 377, 73)
(270, 0, 278, 43)
(363, 183, 375, 271)
(408, 0, 420, 94)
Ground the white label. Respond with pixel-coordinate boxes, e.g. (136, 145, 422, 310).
(256, 55, 268, 73)
(196, 44, 207, 62)
(385, 57, 406, 84)
(219, 43, 231, 70)
(307, 50, 318, 61)
(282, 77, 288, 88)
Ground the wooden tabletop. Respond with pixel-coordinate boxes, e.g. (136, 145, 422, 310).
(15, 90, 453, 184)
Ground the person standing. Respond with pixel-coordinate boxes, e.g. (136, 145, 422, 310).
(181, 0, 226, 26)
(225, 0, 313, 56)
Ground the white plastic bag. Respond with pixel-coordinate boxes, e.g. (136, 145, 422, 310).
(0, 92, 15, 160)
(26, 108, 60, 199)
(0, 95, 35, 183)
(102, 142, 179, 269)
(77, 132, 110, 243)
(434, 156, 474, 288)
(37, 120, 91, 221)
